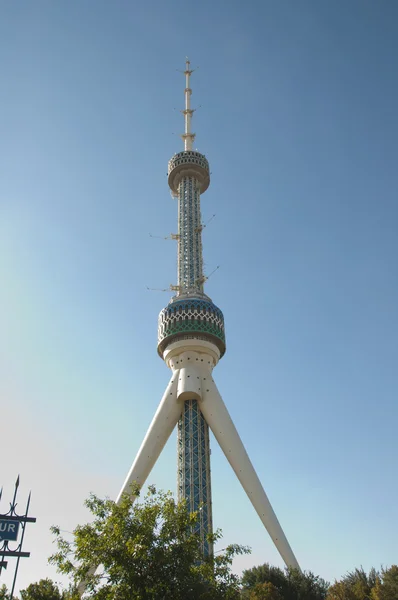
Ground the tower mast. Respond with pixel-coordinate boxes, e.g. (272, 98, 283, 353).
(159, 63, 298, 566)
(182, 59, 195, 151)
(173, 59, 214, 553)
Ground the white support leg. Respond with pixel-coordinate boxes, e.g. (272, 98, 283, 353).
(200, 378, 300, 570)
(78, 374, 181, 594)
(116, 373, 182, 502)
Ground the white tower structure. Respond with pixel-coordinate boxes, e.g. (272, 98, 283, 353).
(116, 59, 299, 568)
(79, 61, 299, 591)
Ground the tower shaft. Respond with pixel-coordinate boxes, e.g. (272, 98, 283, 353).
(175, 63, 212, 552)
(178, 399, 213, 555)
(177, 175, 205, 295)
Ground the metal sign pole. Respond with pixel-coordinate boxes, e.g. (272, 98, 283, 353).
(10, 491, 32, 597)
(0, 486, 6, 574)
(0, 477, 36, 591)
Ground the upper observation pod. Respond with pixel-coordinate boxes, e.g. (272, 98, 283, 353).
(168, 150, 210, 197)
(168, 59, 210, 197)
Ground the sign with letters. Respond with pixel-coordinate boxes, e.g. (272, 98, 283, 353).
(0, 519, 20, 541)
(0, 477, 37, 591)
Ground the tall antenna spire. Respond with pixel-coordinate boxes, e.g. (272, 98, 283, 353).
(181, 58, 195, 151)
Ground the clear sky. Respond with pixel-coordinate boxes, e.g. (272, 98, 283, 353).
(1, 0, 397, 592)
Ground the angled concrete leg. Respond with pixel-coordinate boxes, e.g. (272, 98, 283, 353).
(116, 372, 181, 502)
(78, 373, 182, 594)
(200, 379, 300, 570)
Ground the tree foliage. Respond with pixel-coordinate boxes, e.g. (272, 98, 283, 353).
(248, 582, 284, 599)
(49, 485, 249, 600)
(241, 562, 329, 600)
(327, 566, 398, 600)
(376, 565, 398, 600)
(0, 585, 9, 600)
(242, 562, 398, 600)
(19, 579, 74, 600)
(241, 564, 288, 594)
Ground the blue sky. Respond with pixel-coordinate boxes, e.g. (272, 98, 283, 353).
(1, 0, 397, 591)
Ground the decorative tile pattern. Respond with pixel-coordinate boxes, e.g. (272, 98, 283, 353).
(157, 298, 226, 356)
(177, 176, 204, 294)
(178, 399, 213, 556)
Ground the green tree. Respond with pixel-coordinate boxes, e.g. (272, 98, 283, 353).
(241, 564, 288, 596)
(248, 582, 283, 599)
(241, 563, 328, 600)
(0, 583, 18, 600)
(19, 579, 76, 600)
(0, 585, 9, 600)
(381, 565, 398, 599)
(327, 567, 379, 600)
(327, 581, 358, 600)
(50, 485, 249, 600)
(285, 567, 329, 600)
(370, 566, 398, 600)
(20, 579, 63, 600)
(370, 578, 384, 600)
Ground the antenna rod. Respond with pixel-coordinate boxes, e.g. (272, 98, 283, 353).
(182, 58, 195, 151)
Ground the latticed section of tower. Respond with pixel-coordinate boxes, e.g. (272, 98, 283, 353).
(157, 297, 226, 357)
(177, 399, 213, 556)
(178, 177, 203, 293)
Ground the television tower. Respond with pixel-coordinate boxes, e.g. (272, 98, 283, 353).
(115, 59, 300, 568)
(79, 62, 299, 591)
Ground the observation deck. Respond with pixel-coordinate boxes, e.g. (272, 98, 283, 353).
(168, 150, 210, 197)
(157, 296, 226, 358)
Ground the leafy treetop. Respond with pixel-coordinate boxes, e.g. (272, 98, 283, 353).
(50, 484, 250, 600)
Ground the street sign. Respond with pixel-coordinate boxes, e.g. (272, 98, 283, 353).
(0, 519, 20, 541)
(0, 477, 36, 590)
